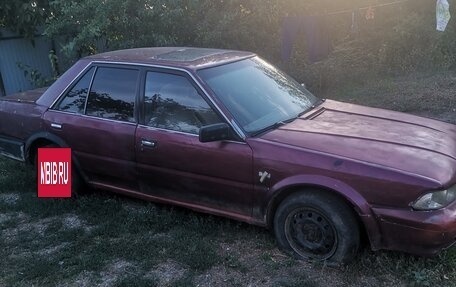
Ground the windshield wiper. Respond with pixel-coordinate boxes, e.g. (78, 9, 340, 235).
(251, 120, 289, 137)
(251, 109, 310, 137)
(295, 100, 324, 119)
(250, 100, 324, 137)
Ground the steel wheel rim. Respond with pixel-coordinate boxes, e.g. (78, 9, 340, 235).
(284, 207, 337, 260)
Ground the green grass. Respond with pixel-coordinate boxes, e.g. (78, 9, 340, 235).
(320, 71, 456, 125)
(0, 155, 455, 286)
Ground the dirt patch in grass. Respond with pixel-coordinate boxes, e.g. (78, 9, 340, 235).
(98, 259, 137, 287)
(0, 193, 20, 205)
(207, 240, 407, 287)
(0, 211, 27, 224)
(36, 242, 71, 257)
(2, 216, 54, 242)
(145, 260, 187, 286)
(61, 213, 94, 233)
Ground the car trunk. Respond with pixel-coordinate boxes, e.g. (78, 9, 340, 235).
(0, 87, 49, 156)
(1, 87, 48, 103)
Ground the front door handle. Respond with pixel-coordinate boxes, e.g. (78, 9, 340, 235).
(51, 123, 62, 130)
(141, 139, 156, 148)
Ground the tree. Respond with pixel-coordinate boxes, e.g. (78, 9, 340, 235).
(0, 0, 50, 38)
(44, 0, 180, 60)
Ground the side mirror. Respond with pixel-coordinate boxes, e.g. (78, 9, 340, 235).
(199, 123, 232, 143)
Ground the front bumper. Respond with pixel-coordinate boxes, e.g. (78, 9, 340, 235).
(372, 200, 456, 256)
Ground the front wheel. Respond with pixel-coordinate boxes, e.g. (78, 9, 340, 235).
(273, 191, 360, 265)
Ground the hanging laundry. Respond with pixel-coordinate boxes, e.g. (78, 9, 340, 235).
(281, 16, 333, 63)
(436, 0, 451, 32)
(365, 6, 375, 20)
(304, 16, 333, 63)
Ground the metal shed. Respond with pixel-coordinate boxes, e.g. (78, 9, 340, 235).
(0, 28, 54, 96)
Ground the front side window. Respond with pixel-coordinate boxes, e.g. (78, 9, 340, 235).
(55, 67, 95, 114)
(86, 67, 138, 122)
(144, 72, 221, 134)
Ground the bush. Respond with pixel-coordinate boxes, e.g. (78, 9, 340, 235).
(41, 0, 456, 91)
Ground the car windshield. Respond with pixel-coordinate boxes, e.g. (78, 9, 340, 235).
(198, 57, 319, 135)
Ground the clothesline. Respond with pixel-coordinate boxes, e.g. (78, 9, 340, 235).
(326, 0, 412, 16)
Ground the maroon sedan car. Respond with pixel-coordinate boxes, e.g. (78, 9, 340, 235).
(0, 47, 455, 264)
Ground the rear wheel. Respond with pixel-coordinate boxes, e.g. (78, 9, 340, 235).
(33, 144, 83, 197)
(273, 191, 360, 265)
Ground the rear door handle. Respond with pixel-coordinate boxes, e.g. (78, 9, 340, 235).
(141, 139, 156, 148)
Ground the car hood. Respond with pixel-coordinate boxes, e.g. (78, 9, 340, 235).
(260, 100, 456, 186)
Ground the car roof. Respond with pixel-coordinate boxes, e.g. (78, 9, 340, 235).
(84, 47, 256, 70)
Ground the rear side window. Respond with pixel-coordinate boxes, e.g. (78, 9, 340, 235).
(86, 67, 139, 122)
(55, 67, 95, 114)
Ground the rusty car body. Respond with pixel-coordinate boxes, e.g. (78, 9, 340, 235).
(0, 47, 455, 263)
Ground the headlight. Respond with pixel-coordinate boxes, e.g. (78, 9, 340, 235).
(412, 186, 456, 210)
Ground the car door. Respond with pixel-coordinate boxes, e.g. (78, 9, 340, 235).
(44, 64, 140, 188)
(135, 69, 254, 217)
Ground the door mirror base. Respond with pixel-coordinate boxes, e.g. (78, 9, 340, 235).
(199, 123, 232, 143)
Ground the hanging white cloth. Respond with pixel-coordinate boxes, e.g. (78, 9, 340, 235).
(436, 0, 451, 31)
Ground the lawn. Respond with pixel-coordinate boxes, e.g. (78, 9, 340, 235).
(1, 72, 455, 287)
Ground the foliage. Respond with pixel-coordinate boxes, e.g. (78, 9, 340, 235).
(44, 0, 176, 59)
(0, 0, 50, 38)
(16, 50, 59, 88)
(288, 0, 456, 92)
(3, 0, 456, 91)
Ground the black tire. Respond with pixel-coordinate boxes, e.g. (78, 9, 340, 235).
(33, 144, 83, 198)
(273, 191, 360, 265)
